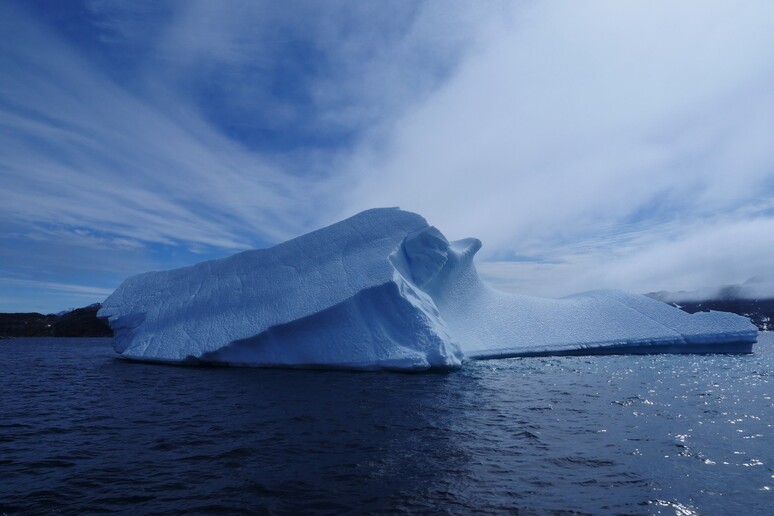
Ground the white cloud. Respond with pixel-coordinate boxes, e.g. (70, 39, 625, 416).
(590, 215, 774, 294)
(480, 212, 774, 297)
(339, 0, 774, 296)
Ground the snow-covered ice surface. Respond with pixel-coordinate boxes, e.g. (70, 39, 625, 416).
(99, 208, 757, 371)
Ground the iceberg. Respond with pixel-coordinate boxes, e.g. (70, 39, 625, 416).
(99, 208, 757, 371)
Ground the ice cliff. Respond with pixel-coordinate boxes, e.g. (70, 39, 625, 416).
(99, 208, 757, 370)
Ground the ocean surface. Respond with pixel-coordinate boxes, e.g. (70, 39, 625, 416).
(1, 334, 772, 515)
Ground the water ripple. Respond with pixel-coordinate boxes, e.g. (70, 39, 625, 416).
(0, 335, 772, 514)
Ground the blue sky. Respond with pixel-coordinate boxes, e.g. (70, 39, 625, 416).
(2, 0, 774, 313)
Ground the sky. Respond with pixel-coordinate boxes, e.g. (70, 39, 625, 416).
(2, 0, 774, 313)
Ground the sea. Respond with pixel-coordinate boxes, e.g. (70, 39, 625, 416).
(1, 334, 772, 515)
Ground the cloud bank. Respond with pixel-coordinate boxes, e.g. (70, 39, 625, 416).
(341, 0, 774, 295)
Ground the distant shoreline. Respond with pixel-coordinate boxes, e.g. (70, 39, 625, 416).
(0, 304, 113, 338)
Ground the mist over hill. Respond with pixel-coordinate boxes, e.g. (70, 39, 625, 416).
(648, 277, 774, 331)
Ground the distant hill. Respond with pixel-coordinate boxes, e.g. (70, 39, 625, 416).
(0, 304, 113, 338)
(647, 278, 774, 332)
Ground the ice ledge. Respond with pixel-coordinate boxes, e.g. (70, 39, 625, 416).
(466, 340, 756, 360)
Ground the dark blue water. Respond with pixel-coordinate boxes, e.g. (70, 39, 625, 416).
(1, 335, 772, 514)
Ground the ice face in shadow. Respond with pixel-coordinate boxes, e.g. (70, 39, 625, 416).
(99, 208, 758, 370)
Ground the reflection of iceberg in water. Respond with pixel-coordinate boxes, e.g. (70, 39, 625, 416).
(99, 208, 757, 371)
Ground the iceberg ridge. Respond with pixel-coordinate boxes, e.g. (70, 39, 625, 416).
(99, 208, 758, 370)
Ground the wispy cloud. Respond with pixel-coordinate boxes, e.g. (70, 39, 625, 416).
(87, 0, 505, 148)
(0, 278, 114, 297)
(0, 3, 312, 252)
(1, 1, 496, 250)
